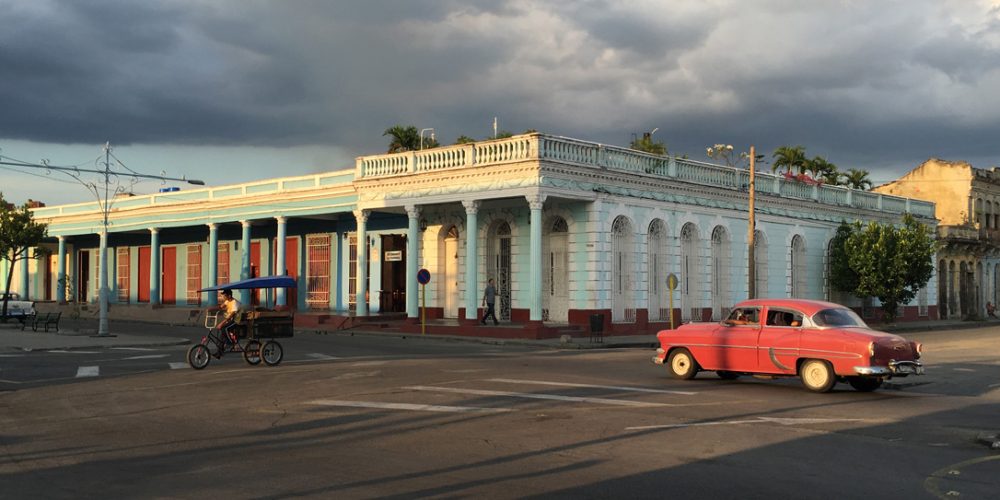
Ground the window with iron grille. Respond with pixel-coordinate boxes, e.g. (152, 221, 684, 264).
(307, 235, 331, 308)
(348, 235, 357, 311)
(187, 245, 202, 305)
(217, 242, 230, 285)
(116, 247, 129, 303)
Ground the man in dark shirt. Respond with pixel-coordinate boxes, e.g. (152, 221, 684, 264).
(481, 278, 499, 325)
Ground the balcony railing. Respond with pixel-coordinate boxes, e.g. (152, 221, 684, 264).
(357, 133, 936, 218)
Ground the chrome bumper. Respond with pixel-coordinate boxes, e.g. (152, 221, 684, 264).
(854, 360, 923, 376)
(652, 347, 665, 365)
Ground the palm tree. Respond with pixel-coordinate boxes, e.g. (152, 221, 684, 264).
(630, 134, 667, 155)
(771, 146, 808, 175)
(383, 125, 420, 153)
(454, 135, 476, 145)
(844, 168, 873, 190)
(807, 156, 839, 184)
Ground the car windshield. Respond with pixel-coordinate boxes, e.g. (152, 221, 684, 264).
(812, 308, 867, 328)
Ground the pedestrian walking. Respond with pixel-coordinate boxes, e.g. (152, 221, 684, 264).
(482, 278, 499, 325)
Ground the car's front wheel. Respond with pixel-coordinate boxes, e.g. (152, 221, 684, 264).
(847, 376, 882, 392)
(667, 348, 699, 380)
(800, 359, 836, 392)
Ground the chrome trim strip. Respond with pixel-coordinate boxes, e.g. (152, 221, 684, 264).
(768, 347, 792, 371)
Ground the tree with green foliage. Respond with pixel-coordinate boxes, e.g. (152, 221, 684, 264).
(629, 134, 667, 155)
(454, 135, 476, 145)
(843, 168, 873, 190)
(1, 193, 49, 319)
(383, 125, 421, 153)
(828, 214, 937, 322)
(771, 145, 809, 174)
(807, 156, 840, 184)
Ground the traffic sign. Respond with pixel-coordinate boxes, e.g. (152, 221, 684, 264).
(667, 273, 679, 291)
(417, 268, 431, 285)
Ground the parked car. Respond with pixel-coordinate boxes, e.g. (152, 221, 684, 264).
(652, 299, 923, 392)
(0, 292, 36, 318)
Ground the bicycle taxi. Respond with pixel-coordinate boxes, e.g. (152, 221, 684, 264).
(187, 275, 296, 370)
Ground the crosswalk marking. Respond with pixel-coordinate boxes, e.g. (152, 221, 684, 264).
(76, 366, 99, 378)
(169, 362, 189, 370)
(306, 353, 340, 360)
(404, 386, 669, 407)
(309, 399, 512, 413)
(488, 378, 697, 396)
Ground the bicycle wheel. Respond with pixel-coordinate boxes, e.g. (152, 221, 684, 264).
(187, 344, 211, 370)
(261, 340, 283, 366)
(243, 339, 262, 365)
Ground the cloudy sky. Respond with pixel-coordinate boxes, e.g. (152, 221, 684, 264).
(3, 0, 1000, 205)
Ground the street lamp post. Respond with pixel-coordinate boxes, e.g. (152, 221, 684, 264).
(1, 143, 204, 337)
(419, 128, 435, 150)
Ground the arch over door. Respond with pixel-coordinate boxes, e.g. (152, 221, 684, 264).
(611, 216, 636, 323)
(711, 225, 731, 320)
(543, 217, 569, 322)
(487, 221, 512, 321)
(647, 219, 667, 321)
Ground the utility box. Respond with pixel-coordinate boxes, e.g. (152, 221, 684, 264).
(589, 313, 604, 343)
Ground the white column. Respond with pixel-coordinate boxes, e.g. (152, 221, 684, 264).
(149, 228, 161, 306)
(528, 195, 546, 321)
(463, 200, 480, 321)
(98, 231, 109, 334)
(355, 209, 370, 316)
(56, 236, 67, 304)
(406, 205, 421, 319)
(240, 220, 252, 304)
(275, 216, 288, 306)
(18, 250, 29, 298)
(207, 223, 219, 306)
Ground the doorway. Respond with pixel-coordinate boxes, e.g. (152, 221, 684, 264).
(78, 251, 90, 303)
(487, 221, 512, 321)
(442, 226, 459, 318)
(380, 234, 406, 313)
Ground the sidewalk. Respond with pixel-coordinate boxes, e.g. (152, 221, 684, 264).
(0, 317, 994, 352)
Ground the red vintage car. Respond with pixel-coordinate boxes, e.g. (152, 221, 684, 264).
(652, 299, 923, 392)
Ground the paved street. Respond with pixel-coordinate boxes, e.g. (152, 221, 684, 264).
(1, 323, 999, 499)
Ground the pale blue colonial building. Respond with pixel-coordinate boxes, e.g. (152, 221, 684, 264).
(7, 133, 937, 337)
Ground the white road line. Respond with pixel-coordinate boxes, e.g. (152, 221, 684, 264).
(404, 386, 669, 407)
(169, 362, 189, 370)
(625, 416, 872, 431)
(952, 368, 976, 372)
(122, 354, 170, 360)
(0, 354, 25, 358)
(351, 360, 387, 366)
(309, 399, 512, 413)
(47, 350, 100, 354)
(488, 378, 697, 396)
(76, 366, 99, 378)
(306, 353, 340, 360)
(112, 347, 156, 351)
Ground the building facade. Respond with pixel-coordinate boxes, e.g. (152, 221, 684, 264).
(4, 133, 938, 337)
(875, 158, 1000, 319)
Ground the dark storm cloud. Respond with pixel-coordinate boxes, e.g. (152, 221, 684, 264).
(3, 0, 1000, 177)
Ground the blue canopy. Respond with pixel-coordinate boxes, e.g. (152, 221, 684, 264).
(198, 275, 297, 292)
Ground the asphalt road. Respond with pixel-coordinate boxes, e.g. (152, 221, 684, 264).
(2, 326, 999, 499)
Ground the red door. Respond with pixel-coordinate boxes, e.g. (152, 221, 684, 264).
(273, 237, 299, 310)
(251, 242, 261, 306)
(162, 247, 176, 305)
(138, 247, 150, 302)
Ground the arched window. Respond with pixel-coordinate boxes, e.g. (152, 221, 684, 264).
(611, 216, 636, 323)
(791, 234, 807, 298)
(711, 225, 731, 319)
(754, 230, 768, 298)
(681, 223, 701, 321)
(647, 219, 667, 321)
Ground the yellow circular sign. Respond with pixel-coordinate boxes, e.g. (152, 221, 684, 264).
(667, 273, 679, 291)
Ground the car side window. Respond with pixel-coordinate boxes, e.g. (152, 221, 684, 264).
(726, 307, 760, 325)
(766, 309, 804, 327)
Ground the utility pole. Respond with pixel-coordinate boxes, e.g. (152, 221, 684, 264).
(0, 146, 204, 337)
(747, 146, 756, 300)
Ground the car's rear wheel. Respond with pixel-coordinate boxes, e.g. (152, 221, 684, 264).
(847, 376, 882, 392)
(667, 348, 699, 380)
(716, 371, 740, 380)
(800, 359, 836, 392)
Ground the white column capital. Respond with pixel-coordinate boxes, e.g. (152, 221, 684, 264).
(405, 205, 421, 219)
(207, 223, 218, 231)
(275, 216, 287, 224)
(527, 194, 547, 210)
(149, 227, 159, 235)
(240, 220, 251, 229)
(57, 235, 66, 242)
(354, 209, 370, 224)
(462, 200, 480, 215)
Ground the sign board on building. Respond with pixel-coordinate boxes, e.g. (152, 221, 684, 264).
(385, 250, 403, 262)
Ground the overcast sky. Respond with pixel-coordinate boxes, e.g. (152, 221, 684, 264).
(3, 0, 1000, 205)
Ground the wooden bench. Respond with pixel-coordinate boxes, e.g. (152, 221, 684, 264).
(23, 312, 62, 332)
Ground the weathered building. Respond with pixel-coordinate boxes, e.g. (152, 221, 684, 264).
(4, 133, 938, 337)
(875, 158, 1000, 319)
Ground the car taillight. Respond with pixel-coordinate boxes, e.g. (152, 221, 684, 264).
(914, 342, 922, 359)
(868, 341, 875, 357)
